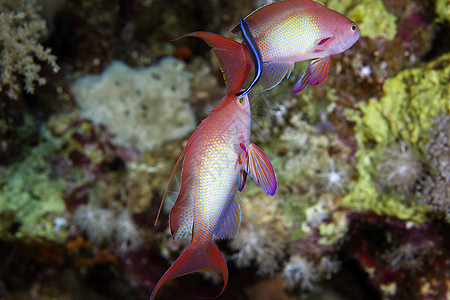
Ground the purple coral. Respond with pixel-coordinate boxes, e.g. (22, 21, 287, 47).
(229, 223, 285, 276)
(377, 141, 423, 193)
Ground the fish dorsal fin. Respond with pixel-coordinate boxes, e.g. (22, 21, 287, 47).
(169, 178, 194, 239)
(166, 128, 205, 239)
(245, 142, 277, 196)
(260, 61, 294, 90)
(154, 145, 188, 226)
(177, 32, 252, 99)
(232, 0, 321, 37)
(154, 123, 202, 227)
(292, 56, 331, 93)
(214, 189, 242, 239)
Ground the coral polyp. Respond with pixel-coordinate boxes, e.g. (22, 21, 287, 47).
(73, 205, 142, 252)
(283, 255, 317, 291)
(73, 205, 115, 244)
(377, 142, 423, 193)
(317, 158, 350, 195)
(230, 222, 285, 276)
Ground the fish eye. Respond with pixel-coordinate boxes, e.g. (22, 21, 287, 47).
(351, 24, 357, 32)
(239, 97, 244, 104)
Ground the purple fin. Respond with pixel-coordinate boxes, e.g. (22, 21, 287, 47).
(238, 170, 248, 192)
(214, 190, 241, 239)
(260, 61, 295, 90)
(245, 142, 277, 196)
(292, 66, 311, 93)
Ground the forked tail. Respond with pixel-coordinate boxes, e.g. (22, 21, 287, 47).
(150, 240, 228, 300)
(177, 32, 252, 110)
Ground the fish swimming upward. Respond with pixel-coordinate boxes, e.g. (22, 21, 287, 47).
(179, 0, 360, 97)
(150, 94, 277, 300)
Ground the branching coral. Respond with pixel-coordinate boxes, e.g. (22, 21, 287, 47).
(0, 0, 59, 99)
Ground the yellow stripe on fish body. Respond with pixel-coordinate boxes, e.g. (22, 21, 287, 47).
(197, 135, 239, 231)
(266, 14, 321, 61)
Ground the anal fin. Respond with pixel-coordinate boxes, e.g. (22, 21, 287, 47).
(261, 61, 295, 90)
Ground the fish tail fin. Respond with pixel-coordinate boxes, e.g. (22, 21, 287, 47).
(177, 31, 252, 101)
(150, 240, 228, 300)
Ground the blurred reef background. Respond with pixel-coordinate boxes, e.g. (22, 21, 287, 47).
(0, 0, 449, 299)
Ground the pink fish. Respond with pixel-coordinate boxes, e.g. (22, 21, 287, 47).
(150, 93, 277, 300)
(179, 0, 360, 98)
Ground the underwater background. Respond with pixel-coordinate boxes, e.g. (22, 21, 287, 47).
(0, 0, 449, 299)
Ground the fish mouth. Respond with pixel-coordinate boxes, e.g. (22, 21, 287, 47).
(338, 30, 361, 53)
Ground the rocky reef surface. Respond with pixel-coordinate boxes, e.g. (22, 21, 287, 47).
(0, 0, 449, 299)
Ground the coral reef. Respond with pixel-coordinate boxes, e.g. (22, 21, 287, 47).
(342, 52, 450, 223)
(1, 0, 449, 299)
(418, 115, 450, 221)
(0, 0, 59, 99)
(0, 126, 68, 244)
(71, 58, 197, 152)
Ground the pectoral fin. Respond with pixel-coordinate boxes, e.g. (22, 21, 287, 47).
(292, 56, 331, 93)
(245, 142, 277, 196)
(309, 56, 332, 86)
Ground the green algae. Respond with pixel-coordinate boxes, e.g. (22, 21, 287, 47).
(318, 0, 398, 40)
(0, 126, 68, 244)
(341, 53, 450, 224)
(435, 0, 450, 23)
